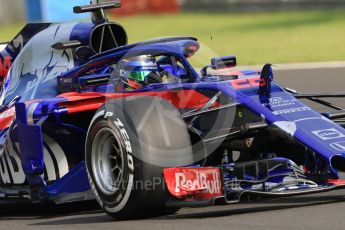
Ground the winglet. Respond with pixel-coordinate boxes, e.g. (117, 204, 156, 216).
(258, 63, 274, 97)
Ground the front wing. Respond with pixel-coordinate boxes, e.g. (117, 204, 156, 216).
(163, 158, 345, 207)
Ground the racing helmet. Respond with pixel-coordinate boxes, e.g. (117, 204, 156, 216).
(116, 55, 162, 89)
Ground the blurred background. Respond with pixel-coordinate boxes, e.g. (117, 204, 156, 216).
(0, 0, 345, 65)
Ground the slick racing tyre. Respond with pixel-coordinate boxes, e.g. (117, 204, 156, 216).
(86, 96, 193, 219)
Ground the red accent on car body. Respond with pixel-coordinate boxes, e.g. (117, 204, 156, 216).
(0, 107, 16, 130)
(230, 76, 266, 89)
(327, 179, 345, 185)
(58, 90, 221, 114)
(0, 56, 12, 84)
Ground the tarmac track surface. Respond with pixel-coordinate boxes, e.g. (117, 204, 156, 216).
(1, 66, 345, 230)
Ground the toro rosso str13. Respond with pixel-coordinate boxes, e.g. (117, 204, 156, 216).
(1, 1, 345, 219)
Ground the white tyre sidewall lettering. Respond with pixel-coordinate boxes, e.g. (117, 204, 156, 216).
(86, 110, 135, 213)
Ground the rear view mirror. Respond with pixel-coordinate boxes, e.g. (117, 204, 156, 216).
(211, 56, 237, 70)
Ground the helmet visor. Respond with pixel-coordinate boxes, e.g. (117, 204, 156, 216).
(128, 71, 152, 82)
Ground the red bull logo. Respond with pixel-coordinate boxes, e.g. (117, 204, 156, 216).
(164, 167, 223, 199)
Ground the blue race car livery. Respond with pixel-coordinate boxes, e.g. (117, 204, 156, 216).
(1, 1, 345, 219)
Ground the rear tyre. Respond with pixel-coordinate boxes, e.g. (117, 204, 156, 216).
(85, 96, 193, 219)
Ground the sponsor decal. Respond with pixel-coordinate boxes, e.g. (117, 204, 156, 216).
(273, 106, 311, 115)
(263, 96, 297, 108)
(270, 97, 284, 103)
(142, 61, 158, 70)
(163, 167, 223, 199)
(230, 77, 265, 89)
(312, 128, 345, 140)
(330, 141, 345, 151)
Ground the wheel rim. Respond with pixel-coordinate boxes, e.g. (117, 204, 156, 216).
(91, 127, 124, 195)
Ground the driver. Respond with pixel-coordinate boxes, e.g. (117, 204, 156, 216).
(112, 55, 180, 92)
(112, 55, 162, 91)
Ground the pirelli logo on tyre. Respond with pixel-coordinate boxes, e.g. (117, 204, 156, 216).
(113, 117, 134, 171)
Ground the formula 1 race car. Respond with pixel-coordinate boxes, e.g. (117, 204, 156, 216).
(1, 1, 345, 219)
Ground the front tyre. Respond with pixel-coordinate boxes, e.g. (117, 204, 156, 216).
(85, 96, 193, 219)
